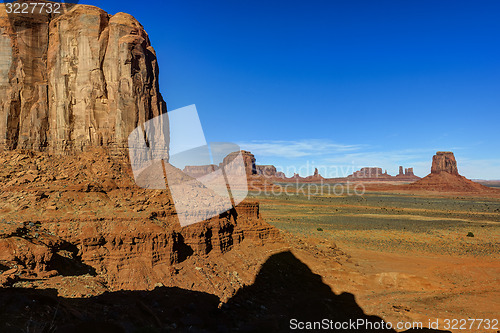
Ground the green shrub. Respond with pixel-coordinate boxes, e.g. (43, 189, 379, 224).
(466, 232, 474, 237)
(317, 227, 323, 232)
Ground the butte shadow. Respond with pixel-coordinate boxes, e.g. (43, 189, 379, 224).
(223, 250, 450, 332)
(0, 251, 449, 332)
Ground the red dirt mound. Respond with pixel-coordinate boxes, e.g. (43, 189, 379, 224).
(408, 171, 495, 193)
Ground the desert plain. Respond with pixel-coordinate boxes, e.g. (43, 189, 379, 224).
(252, 185, 500, 332)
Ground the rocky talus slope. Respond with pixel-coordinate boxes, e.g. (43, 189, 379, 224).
(0, 149, 280, 294)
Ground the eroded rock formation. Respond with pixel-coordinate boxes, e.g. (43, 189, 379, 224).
(0, 3, 166, 154)
(256, 165, 277, 177)
(410, 151, 496, 193)
(0, 4, 281, 296)
(431, 151, 459, 175)
(351, 167, 384, 179)
(228, 150, 256, 176)
(0, 149, 280, 292)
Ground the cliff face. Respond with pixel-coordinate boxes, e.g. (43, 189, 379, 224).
(0, 4, 166, 154)
(431, 151, 459, 175)
(0, 149, 280, 292)
(256, 165, 277, 177)
(223, 150, 256, 176)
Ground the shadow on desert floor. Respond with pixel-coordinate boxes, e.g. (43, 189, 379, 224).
(0, 251, 449, 332)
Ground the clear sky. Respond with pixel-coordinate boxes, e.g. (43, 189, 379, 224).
(83, 0, 499, 179)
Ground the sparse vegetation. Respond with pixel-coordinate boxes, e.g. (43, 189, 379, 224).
(252, 191, 500, 256)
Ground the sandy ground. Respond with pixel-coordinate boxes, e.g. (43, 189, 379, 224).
(253, 190, 500, 332)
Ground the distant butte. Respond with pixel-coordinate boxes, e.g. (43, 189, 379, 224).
(409, 151, 496, 193)
(431, 151, 459, 175)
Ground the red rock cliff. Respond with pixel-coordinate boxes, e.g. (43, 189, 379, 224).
(0, 3, 166, 154)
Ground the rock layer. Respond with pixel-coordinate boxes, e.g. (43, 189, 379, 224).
(0, 3, 166, 154)
(0, 150, 280, 291)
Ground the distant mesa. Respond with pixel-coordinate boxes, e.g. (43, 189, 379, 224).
(181, 150, 277, 192)
(185, 151, 420, 184)
(238, 150, 258, 176)
(182, 150, 257, 178)
(256, 165, 278, 177)
(344, 166, 418, 181)
(347, 166, 419, 182)
(183, 164, 218, 178)
(255, 164, 285, 179)
(351, 167, 386, 178)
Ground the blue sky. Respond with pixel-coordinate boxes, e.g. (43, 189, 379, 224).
(83, 0, 499, 179)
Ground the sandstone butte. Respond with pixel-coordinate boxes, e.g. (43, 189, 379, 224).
(0, 2, 281, 303)
(409, 151, 496, 193)
(0, 2, 165, 155)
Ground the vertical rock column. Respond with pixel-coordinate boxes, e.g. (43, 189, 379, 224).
(431, 152, 459, 175)
(0, 9, 50, 150)
(0, 4, 168, 155)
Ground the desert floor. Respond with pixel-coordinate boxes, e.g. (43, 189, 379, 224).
(251, 189, 500, 332)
